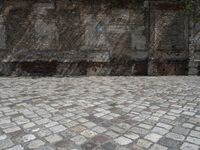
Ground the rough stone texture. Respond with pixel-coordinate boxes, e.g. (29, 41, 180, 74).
(188, 0, 200, 75)
(148, 0, 189, 75)
(0, 76, 199, 149)
(0, 0, 199, 76)
(0, 0, 147, 76)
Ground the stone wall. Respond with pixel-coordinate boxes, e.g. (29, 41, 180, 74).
(188, 1, 200, 75)
(0, 0, 199, 76)
(148, 1, 189, 75)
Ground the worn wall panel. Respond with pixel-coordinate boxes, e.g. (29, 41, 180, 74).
(0, 16, 6, 49)
(148, 1, 189, 75)
(0, 0, 147, 76)
(0, 0, 196, 76)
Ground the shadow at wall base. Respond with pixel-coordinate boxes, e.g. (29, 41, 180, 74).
(0, 60, 192, 76)
(149, 60, 189, 76)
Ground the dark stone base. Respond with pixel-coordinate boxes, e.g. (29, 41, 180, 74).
(0, 61, 148, 76)
(149, 60, 189, 76)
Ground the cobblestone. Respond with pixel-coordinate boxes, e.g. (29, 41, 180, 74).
(6, 145, 24, 150)
(71, 135, 87, 145)
(114, 136, 133, 145)
(28, 140, 45, 149)
(22, 134, 36, 142)
(144, 133, 162, 143)
(0, 139, 14, 150)
(0, 77, 199, 149)
(45, 134, 63, 143)
(181, 142, 199, 150)
(149, 144, 168, 150)
(137, 139, 152, 149)
(166, 132, 185, 141)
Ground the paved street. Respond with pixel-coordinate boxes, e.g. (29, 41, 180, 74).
(0, 77, 199, 150)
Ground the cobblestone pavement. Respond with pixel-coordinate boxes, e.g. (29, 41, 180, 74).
(0, 77, 200, 150)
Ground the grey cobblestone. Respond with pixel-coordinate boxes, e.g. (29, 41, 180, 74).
(28, 140, 45, 149)
(6, 145, 24, 150)
(181, 142, 199, 150)
(0, 139, 14, 150)
(144, 133, 162, 143)
(114, 136, 133, 145)
(137, 139, 152, 149)
(45, 134, 63, 143)
(166, 132, 185, 141)
(186, 136, 200, 145)
(0, 77, 199, 149)
(149, 144, 168, 150)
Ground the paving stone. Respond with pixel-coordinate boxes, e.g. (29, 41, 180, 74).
(83, 122, 96, 128)
(158, 137, 183, 149)
(35, 118, 51, 125)
(138, 123, 153, 129)
(44, 122, 59, 128)
(55, 139, 78, 149)
(77, 118, 88, 123)
(37, 129, 52, 137)
(0, 77, 200, 150)
(0, 139, 14, 150)
(64, 121, 79, 128)
(152, 127, 169, 135)
(166, 132, 185, 141)
(186, 136, 200, 145)
(45, 134, 63, 143)
(132, 145, 144, 150)
(110, 126, 124, 133)
(180, 142, 199, 150)
(35, 146, 55, 150)
(163, 115, 176, 120)
(64, 113, 74, 118)
(114, 136, 133, 145)
(60, 130, 77, 139)
(144, 133, 162, 143)
(31, 128, 40, 133)
(71, 125, 86, 133)
(15, 118, 30, 125)
(22, 134, 36, 142)
(22, 122, 35, 129)
(0, 122, 16, 129)
(49, 125, 66, 133)
(137, 139, 152, 149)
(81, 130, 97, 138)
(172, 126, 190, 135)
(4, 126, 21, 133)
(149, 144, 168, 150)
(124, 132, 139, 140)
(6, 145, 24, 150)
(0, 134, 7, 140)
(71, 135, 87, 145)
(117, 123, 131, 130)
(195, 127, 200, 131)
(182, 123, 194, 129)
(189, 130, 200, 138)
(81, 141, 98, 150)
(92, 126, 107, 133)
(116, 147, 130, 150)
(182, 111, 195, 116)
(130, 127, 149, 136)
(92, 135, 110, 144)
(105, 131, 119, 138)
(28, 140, 45, 149)
(101, 142, 117, 150)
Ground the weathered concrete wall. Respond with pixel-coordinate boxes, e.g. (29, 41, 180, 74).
(148, 1, 189, 75)
(0, 0, 148, 76)
(189, 1, 200, 75)
(0, 0, 198, 76)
